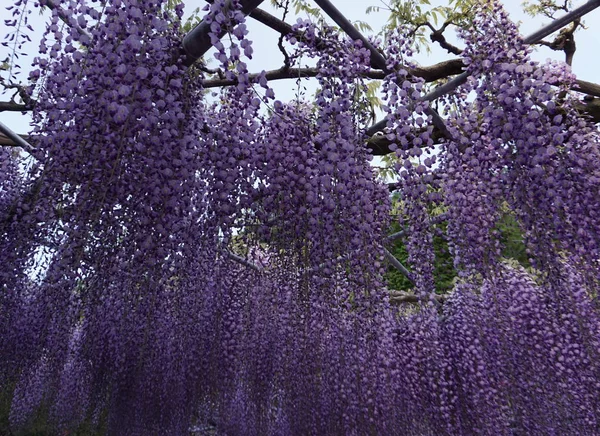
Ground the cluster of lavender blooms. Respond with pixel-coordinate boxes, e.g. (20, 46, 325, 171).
(381, 27, 441, 300)
(444, 2, 600, 280)
(0, 0, 599, 434)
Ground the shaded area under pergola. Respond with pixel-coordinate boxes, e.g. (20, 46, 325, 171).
(1, 0, 600, 294)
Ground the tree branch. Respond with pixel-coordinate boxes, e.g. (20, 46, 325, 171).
(245, 6, 600, 99)
(204, 67, 321, 88)
(274, 0, 292, 71)
(0, 77, 36, 112)
(573, 97, 600, 122)
(572, 79, 600, 97)
(201, 60, 465, 88)
(429, 22, 463, 56)
(3, 4, 600, 153)
(0, 101, 31, 112)
(249, 7, 329, 53)
(537, 19, 579, 66)
(182, 0, 266, 65)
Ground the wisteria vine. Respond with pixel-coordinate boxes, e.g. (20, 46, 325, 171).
(0, 0, 599, 435)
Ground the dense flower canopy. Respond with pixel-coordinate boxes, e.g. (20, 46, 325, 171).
(0, 0, 599, 434)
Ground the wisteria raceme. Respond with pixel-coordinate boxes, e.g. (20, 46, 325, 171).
(2, 0, 214, 431)
(0, 0, 599, 434)
(251, 23, 390, 284)
(381, 27, 440, 298)
(443, 0, 600, 280)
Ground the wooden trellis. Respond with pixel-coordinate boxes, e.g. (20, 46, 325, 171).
(2, 0, 600, 148)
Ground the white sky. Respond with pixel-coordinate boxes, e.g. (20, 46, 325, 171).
(1, 0, 600, 135)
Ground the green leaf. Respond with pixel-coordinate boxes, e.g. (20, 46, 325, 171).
(353, 20, 373, 33)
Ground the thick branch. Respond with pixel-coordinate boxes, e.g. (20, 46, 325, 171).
(573, 97, 600, 121)
(0, 77, 36, 112)
(572, 79, 600, 97)
(0, 101, 31, 112)
(204, 67, 320, 88)
(249, 7, 459, 78)
(182, 0, 266, 66)
(369, 1, 600, 138)
(429, 22, 463, 56)
(367, 89, 600, 156)
(3, 3, 600, 152)
(537, 20, 579, 66)
(201, 60, 465, 88)
(248, 6, 600, 101)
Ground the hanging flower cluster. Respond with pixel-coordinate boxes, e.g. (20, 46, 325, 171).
(0, 0, 598, 434)
(250, 21, 390, 287)
(1, 0, 216, 432)
(443, 1, 600, 280)
(380, 27, 441, 298)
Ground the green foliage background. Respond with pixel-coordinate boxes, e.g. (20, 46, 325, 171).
(384, 208, 530, 294)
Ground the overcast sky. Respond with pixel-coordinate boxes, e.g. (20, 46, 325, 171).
(1, 0, 600, 135)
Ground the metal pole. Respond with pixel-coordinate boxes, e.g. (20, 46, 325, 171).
(0, 121, 34, 153)
(182, 0, 266, 66)
(221, 249, 263, 272)
(313, 0, 387, 70)
(383, 247, 414, 285)
(314, 0, 451, 139)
